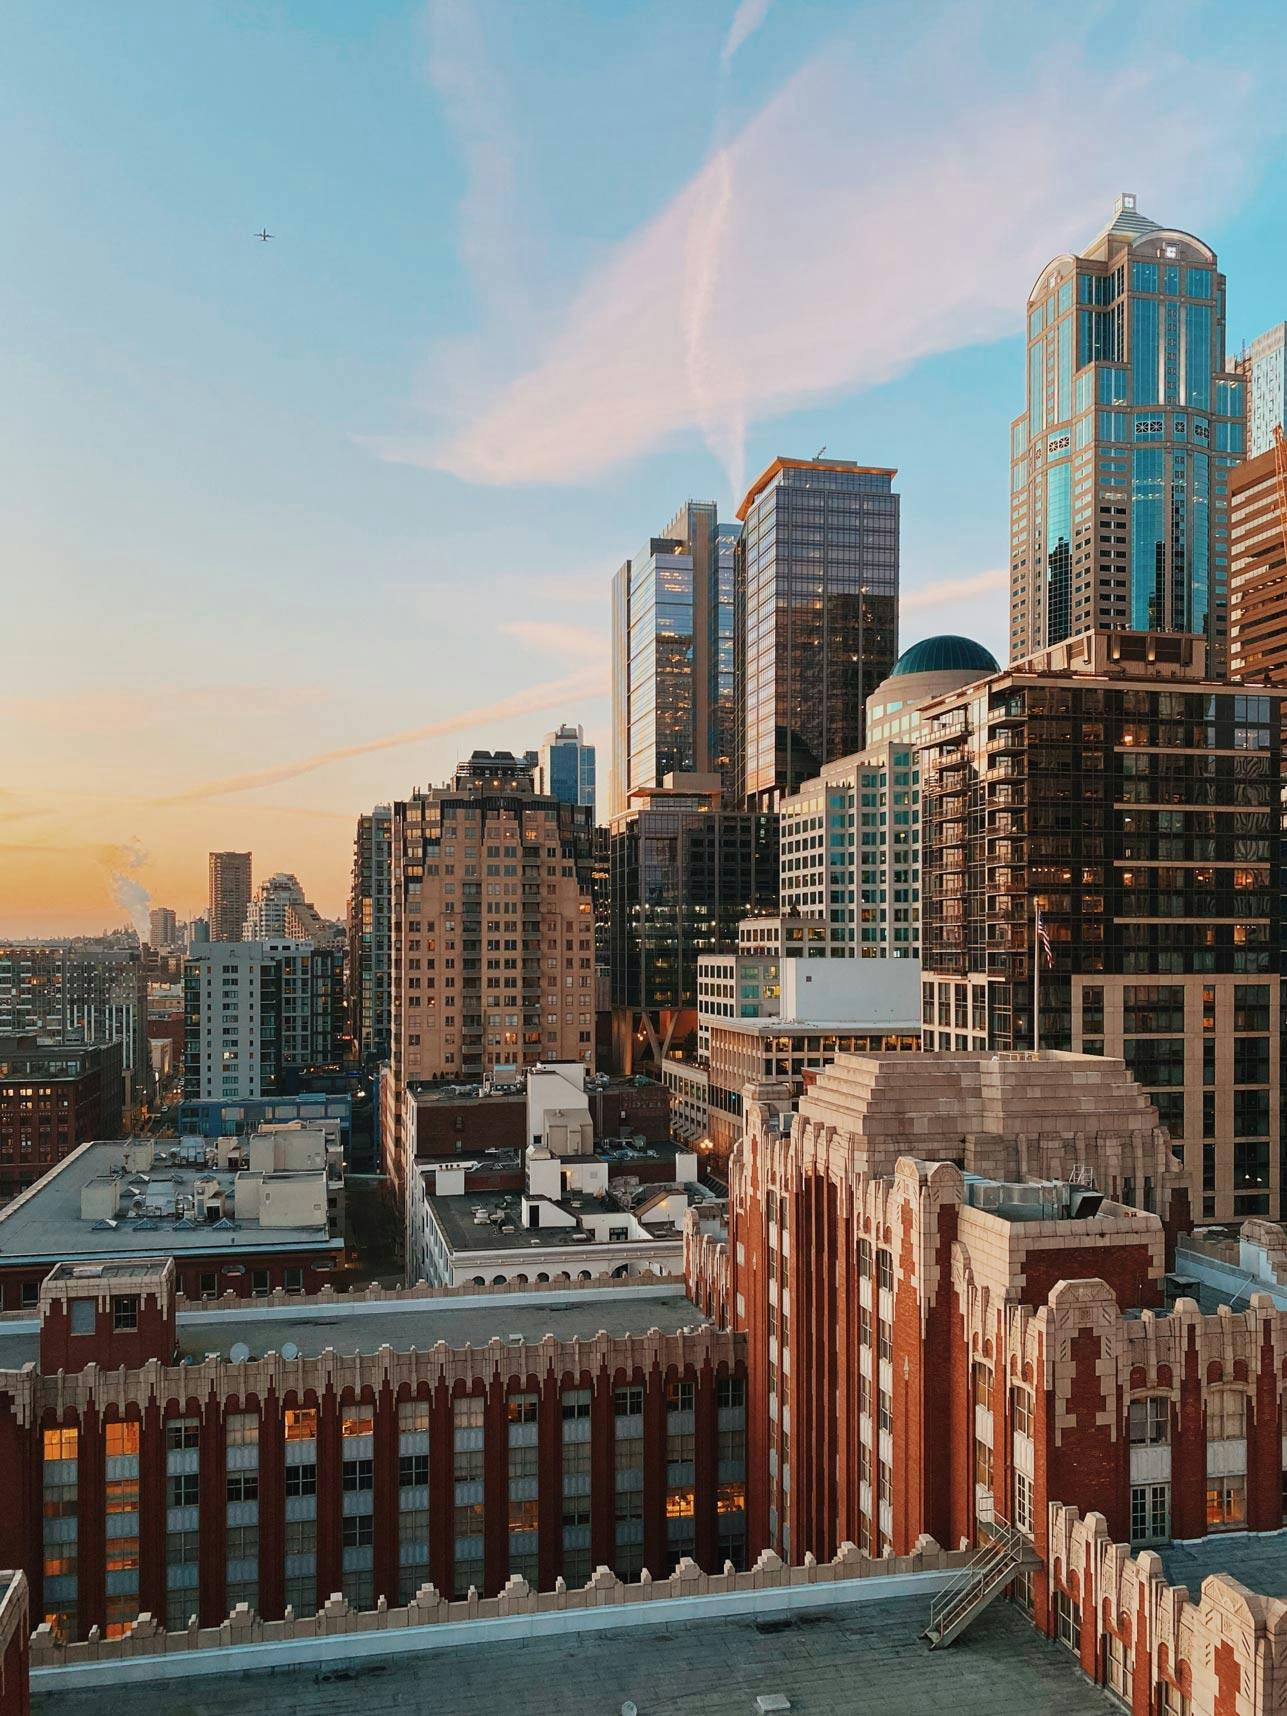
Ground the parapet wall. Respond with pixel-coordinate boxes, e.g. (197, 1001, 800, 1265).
(30, 1542, 970, 1674)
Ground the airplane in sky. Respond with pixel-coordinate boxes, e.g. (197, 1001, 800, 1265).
(254, 228, 273, 242)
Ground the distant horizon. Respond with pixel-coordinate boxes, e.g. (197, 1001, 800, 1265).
(6, 0, 1287, 934)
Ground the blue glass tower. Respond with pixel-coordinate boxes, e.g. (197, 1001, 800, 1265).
(1010, 194, 1245, 673)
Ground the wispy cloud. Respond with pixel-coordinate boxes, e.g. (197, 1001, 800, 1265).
(721, 0, 772, 64)
(155, 665, 609, 804)
(903, 568, 1008, 612)
(0, 684, 324, 735)
(501, 618, 607, 659)
(391, 14, 1261, 495)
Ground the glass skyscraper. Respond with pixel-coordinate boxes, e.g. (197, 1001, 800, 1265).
(538, 723, 596, 815)
(608, 500, 735, 819)
(1239, 321, 1287, 458)
(734, 457, 899, 810)
(1009, 193, 1245, 672)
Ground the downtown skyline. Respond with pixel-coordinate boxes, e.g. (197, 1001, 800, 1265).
(5, 0, 1287, 933)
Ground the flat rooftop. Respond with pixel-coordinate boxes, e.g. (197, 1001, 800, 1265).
(34, 1594, 1116, 1716)
(173, 1284, 702, 1362)
(0, 1141, 342, 1267)
(1157, 1529, 1287, 1599)
(427, 1190, 683, 1256)
(410, 1075, 663, 1106)
(712, 1017, 921, 1037)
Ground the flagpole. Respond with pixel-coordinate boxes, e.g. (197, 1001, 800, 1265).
(1033, 898, 1040, 1054)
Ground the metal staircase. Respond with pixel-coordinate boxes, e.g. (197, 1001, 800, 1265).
(923, 1512, 1039, 1649)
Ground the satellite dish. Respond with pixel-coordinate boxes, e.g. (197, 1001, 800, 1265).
(281, 1341, 300, 1361)
(229, 1342, 252, 1363)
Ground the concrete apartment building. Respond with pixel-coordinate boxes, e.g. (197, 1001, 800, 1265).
(207, 852, 252, 943)
(381, 753, 596, 1205)
(778, 633, 997, 959)
(734, 456, 899, 811)
(1229, 442, 1287, 684)
(918, 630, 1282, 1225)
(1237, 319, 1287, 457)
(1009, 193, 1245, 671)
(0, 1037, 123, 1197)
(182, 941, 341, 1101)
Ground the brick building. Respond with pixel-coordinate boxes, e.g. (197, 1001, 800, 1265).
(0, 1038, 124, 1197)
(0, 1266, 743, 1642)
(407, 1074, 670, 1162)
(1229, 443, 1287, 685)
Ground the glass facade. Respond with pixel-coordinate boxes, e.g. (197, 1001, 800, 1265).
(735, 461, 899, 808)
(609, 501, 735, 818)
(1009, 195, 1243, 669)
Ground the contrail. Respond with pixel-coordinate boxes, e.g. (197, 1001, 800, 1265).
(154, 665, 609, 804)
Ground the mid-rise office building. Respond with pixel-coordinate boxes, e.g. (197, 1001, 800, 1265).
(538, 724, 596, 815)
(919, 630, 1282, 1223)
(346, 806, 393, 1064)
(0, 1036, 124, 1195)
(1238, 320, 1287, 458)
(1229, 443, 1287, 684)
(382, 753, 596, 1203)
(609, 501, 736, 818)
(779, 634, 997, 958)
(183, 941, 341, 1101)
(734, 456, 899, 810)
(208, 852, 252, 943)
(608, 776, 778, 1071)
(147, 908, 178, 950)
(1009, 193, 1244, 670)
(0, 938, 149, 1117)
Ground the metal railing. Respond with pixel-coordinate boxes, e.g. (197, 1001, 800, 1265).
(924, 1506, 1025, 1649)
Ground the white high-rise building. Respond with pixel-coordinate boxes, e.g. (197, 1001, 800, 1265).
(182, 939, 340, 1099)
(1240, 321, 1287, 457)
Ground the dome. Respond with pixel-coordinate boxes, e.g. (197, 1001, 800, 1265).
(888, 635, 999, 680)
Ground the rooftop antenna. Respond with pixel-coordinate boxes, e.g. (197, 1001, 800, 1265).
(814, 445, 827, 460)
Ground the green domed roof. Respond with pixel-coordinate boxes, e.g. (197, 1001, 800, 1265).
(889, 635, 999, 679)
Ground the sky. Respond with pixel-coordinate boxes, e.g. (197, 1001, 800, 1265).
(4, 0, 1287, 935)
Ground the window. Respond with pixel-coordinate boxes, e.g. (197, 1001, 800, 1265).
(226, 1412, 258, 1447)
(168, 1473, 199, 1508)
(1055, 1589, 1081, 1653)
(876, 1249, 893, 1293)
(1206, 1476, 1246, 1531)
(284, 1408, 317, 1441)
(285, 1464, 316, 1498)
(343, 1459, 374, 1492)
(227, 1471, 259, 1503)
(1158, 1684, 1190, 1716)
(342, 1408, 374, 1438)
(1013, 1469, 1034, 1536)
(400, 1454, 429, 1488)
(44, 1427, 78, 1462)
(667, 1380, 694, 1414)
(1128, 1396, 1169, 1445)
(1206, 1390, 1246, 1441)
(166, 1418, 199, 1452)
(507, 1394, 538, 1425)
(1011, 1389, 1034, 1438)
(1106, 1632, 1132, 1698)
(562, 1390, 591, 1421)
(342, 1515, 374, 1549)
(104, 1421, 139, 1458)
(112, 1295, 139, 1332)
(1131, 1483, 1170, 1543)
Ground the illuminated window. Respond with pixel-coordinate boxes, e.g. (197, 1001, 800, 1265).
(104, 1422, 139, 1458)
(341, 1408, 374, 1438)
(43, 1427, 78, 1462)
(285, 1408, 317, 1441)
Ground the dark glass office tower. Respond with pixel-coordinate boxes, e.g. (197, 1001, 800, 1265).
(734, 456, 899, 810)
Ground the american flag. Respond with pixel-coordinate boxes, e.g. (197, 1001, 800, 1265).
(1035, 906, 1054, 968)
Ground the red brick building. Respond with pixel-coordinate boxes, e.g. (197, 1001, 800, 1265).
(0, 1038, 123, 1198)
(0, 1263, 743, 1642)
(410, 1075, 670, 1162)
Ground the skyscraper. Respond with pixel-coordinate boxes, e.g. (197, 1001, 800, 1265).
(538, 723, 596, 814)
(609, 500, 735, 818)
(183, 938, 341, 1100)
(1239, 321, 1287, 458)
(0, 937, 149, 1116)
(382, 752, 596, 1204)
(918, 630, 1283, 1224)
(1009, 193, 1245, 670)
(147, 907, 178, 949)
(734, 456, 899, 810)
(208, 852, 252, 942)
(346, 806, 392, 1063)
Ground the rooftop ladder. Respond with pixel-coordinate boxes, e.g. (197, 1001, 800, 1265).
(922, 1509, 1038, 1649)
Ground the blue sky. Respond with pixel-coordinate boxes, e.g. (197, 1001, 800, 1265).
(3, 0, 1286, 930)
